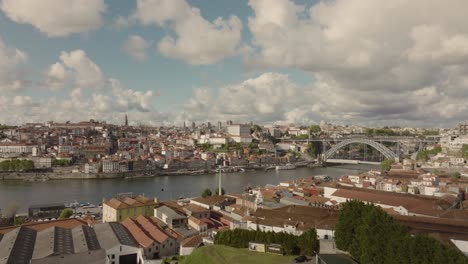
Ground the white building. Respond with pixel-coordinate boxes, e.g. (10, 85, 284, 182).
(0, 143, 37, 154)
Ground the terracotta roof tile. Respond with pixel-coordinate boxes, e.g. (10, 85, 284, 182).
(134, 215, 169, 243)
(121, 218, 153, 248)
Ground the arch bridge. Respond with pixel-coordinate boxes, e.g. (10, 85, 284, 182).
(322, 138, 398, 162)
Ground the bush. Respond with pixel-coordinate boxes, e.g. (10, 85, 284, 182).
(201, 188, 212, 198)
(214, 228, 318, 256)
(59, 208, 73, 219)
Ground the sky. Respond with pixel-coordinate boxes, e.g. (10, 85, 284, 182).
(0, 0, 468, 127)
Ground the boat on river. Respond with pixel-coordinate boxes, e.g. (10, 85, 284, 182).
(275, 164, 296, 170)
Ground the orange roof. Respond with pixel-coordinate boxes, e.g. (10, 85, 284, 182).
(122, 218, 154, 248)
(181, 234, 204, 248)
(135, 215, 169, 243)
(104, 195, 156, 209)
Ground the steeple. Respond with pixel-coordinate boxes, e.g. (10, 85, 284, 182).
(125, 114, 128, 126)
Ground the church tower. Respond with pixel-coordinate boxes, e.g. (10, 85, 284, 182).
(125, 114, 128, 126)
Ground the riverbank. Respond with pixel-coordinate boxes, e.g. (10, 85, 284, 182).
(0, 162, 319, 181)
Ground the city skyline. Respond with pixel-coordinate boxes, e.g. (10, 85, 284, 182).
(1, 0, 468, 127)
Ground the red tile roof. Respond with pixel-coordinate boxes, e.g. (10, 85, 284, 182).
(134, 215, 169, 243)
(121, 218, 154, 248)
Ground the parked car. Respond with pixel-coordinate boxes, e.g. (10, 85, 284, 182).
(294, 256, 308, 263)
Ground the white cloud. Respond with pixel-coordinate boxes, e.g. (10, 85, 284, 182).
(243, 0, 468, 126)
(183, 73, 315, 124)
(123, 35, 150, 61)
(38, 49, 158, 118)
(110, 79, 153, 112)
(44, 62, 69, 91)
(58, 50, 105, 89)
(0, 0, 106, 37)
(12, 95, 36, 107)
(0, 37, 28, 92)
(131, 0, 242, 64)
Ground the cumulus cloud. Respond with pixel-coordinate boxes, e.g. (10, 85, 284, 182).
(183, 73, 318, 124)
(123, 35, 150, 61)
(0, 37, 29, 92)
(243, 0, 468, 126)
(12, 95, 36, 107)
(21, 49, 160, 125)
(0, 0, 106, 37)
(58, 50, 105, 89)
(131, 0, 242, 64)
(44, 62, 69, 91)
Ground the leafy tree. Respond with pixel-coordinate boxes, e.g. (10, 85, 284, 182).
(416, 146, 442, 161)
(52, 159, 70, 167)
(0, 159, 34, 171)
(14, 216, 27, 226)
(452, 171, 461, 179)
(309, 125, 321, 134)
(307, 143, 316, 158)
(380, 159, 392, 171)
(59, 208, 73, 219)
(298, 229, 319, 255)
(214, 228, 318, 256)
(335, 201, 467, 264)
(201, 188, 212, 198)
(463, 144, 468, 159)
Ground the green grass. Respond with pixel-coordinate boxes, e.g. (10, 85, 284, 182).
(180, 245, 294, 264)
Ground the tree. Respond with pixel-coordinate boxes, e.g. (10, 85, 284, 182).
(307, 143, 316, 158)
(380, 159, 392, 172)
(14, 216, 26, 226)
(298, 229, 319, 255)
(59, 208, 73, 219)
(335, 201, 467, 264)
(201, 188, 212, 198)
(309, 125, 321, 134)
(216, 188, 226, 196)
(452, 171, 461, 179)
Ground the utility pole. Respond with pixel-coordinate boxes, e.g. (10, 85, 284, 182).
(218, 167, 222, 196)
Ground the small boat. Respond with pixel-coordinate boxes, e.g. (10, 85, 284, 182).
(275, 164, 296, 170)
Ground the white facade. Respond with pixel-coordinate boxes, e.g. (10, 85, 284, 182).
(0, 144, 36, 153)
(209, 137, 227, 145)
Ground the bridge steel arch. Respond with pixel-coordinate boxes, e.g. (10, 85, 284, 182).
(323, 138, 398, 161)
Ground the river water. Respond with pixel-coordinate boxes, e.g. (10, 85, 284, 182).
(0, 165, 376, 213)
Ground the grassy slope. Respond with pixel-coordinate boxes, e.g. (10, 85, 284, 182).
(181, 245, 294, 264)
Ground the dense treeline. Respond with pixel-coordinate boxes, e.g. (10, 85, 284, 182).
(416, 146, 442, 161)
(0, 159, 34, 171)
(335, 201, 467, 264)
(365, 128, 413, 136)
(52, 159, 70, 166)
(214, 228, 319, 256)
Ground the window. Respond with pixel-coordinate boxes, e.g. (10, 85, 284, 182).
(111, 254, 115, 259)
(163, 245, 165, 249)
(170, 242, 172, 246)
